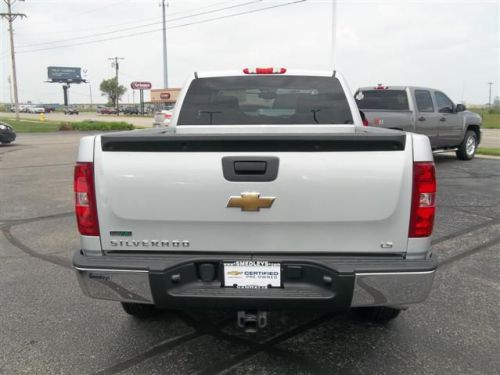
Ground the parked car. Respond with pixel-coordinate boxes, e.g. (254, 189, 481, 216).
(44, 106, 56, 113)
(64, 106, 79, 115)
(27, 105, 46, 114)
(123, 106, 139, 115)
(355, 84, 482, 160)
(0, 121, 16, 144)
(153, 109, 173, 127)
(97, 106, 118, 115)
(73, 68, 437, 330)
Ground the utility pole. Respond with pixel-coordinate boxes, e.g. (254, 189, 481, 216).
(89, 84, 93, 106)
(108, 57, 124, 115)
(8, 75, 13, 105)
(161, 0, 168, 88)
(1, 0, 26, 121)
(487, 82, 494, 111)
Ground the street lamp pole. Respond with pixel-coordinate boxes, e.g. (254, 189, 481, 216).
(331, 0, 337, 69)
(161, 0, 168, 89)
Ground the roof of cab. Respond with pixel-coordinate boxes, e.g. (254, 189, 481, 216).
(357, 86, 440, 92)
(195, 69, 337, 79)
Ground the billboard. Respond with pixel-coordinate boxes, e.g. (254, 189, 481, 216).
(131, 81, 152, 90)
(150, 88, 181, 103)
(47, 66, 84, 83)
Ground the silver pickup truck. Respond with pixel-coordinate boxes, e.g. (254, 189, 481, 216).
(355, 85, 482, 160)
(73, 69, 437, 331)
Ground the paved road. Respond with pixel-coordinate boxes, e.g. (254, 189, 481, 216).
(1, 133, 499, 374)
(0, 111, 154, 127)
(481, 129, 499, 148)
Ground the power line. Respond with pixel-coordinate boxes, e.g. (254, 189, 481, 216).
(15, 0, 263, 49)
(11, 0, 307, 55)
(169, 0, 306, 31)
(167, 0, 230, 17)
(16, 15, 162, 36)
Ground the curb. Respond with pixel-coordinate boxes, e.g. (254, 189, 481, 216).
(476, 154, 500, 160)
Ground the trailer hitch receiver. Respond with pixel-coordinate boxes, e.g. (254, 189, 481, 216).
(237, 310, 268, 333)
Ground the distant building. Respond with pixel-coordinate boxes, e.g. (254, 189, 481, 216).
(150, 88, 181, 105)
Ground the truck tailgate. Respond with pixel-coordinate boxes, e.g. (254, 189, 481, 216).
(363, 110, 414, 129)
(94, 132, 413, 254)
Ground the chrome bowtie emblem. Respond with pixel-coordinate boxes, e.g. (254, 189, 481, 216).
(227, 192, 276, 212)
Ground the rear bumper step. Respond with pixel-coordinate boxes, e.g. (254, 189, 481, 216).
(73, 251, 437, 310)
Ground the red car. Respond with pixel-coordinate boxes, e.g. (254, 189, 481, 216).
(97, 107, 118, 115)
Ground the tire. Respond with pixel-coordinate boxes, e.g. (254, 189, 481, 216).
(1, 141, 12, 144)
(121, 302, 160, 318)
(456, 130, 477, 160)
(357, 306, 402, 322)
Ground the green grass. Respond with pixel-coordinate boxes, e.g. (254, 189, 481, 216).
(0, 117, 61, 132)
(469, 109, 500, 129)
(68, 121, 134, 131)
(0, 117, 135, 132)
(477, 147, 500, 157)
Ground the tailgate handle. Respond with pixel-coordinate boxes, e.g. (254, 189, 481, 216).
(234, 161, 267, 175)
(222, 157, 279, 182)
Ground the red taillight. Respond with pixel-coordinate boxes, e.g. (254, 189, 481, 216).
(374, 84, 388, 90)
(243, 67, 287, 74)
(362, 118, 369, 126)
(409, 162, 436, 238)
(74, 162, 99, 236)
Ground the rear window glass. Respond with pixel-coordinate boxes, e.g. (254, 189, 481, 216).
(355, 90, 409, 110)
(177, 76, 353, 125)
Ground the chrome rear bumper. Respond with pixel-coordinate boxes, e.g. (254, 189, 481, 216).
(75, 268, 154, 304)
(74, 252, 436, 309)
(351, 271, 435, 307)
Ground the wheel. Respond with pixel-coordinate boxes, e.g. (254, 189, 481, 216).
(356, 306, 402, 322)
(121, 302, 160, 318)
(456, 130, 477, 160)
(1, 141, 12, 144)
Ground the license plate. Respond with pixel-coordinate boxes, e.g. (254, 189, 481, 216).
(223, 261, 281, 288)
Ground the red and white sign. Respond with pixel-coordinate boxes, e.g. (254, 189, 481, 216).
(151, 88, 180, 103)
(130, 81, 152, 90)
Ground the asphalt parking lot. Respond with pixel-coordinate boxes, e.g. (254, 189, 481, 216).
(1, 132, 499, 375)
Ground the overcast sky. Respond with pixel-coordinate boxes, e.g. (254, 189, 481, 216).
(1, 0, 499, 105)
